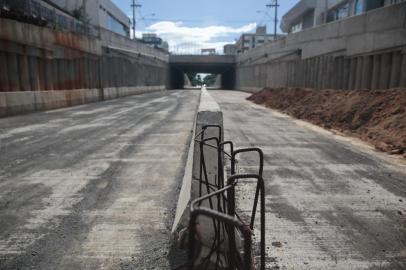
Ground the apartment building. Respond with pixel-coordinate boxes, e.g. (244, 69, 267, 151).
(281, 0, 405, 33)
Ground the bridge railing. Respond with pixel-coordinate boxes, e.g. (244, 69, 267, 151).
(170, 51, 229, 56)
(169, 43, 230, 56)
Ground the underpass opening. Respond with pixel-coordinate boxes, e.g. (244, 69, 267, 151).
(169, 55, 236, 90)
(184, 73, 222, 89)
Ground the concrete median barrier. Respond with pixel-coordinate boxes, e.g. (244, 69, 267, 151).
(172, 87, 223, 233)
(170, 88, 224, 266)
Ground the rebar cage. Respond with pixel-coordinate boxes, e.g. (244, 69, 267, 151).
(188, 125, 266, 270)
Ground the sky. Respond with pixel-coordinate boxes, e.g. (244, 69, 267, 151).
(111, 0, 298, 53)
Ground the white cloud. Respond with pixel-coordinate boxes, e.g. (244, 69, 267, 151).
(136, 21, 257, 53)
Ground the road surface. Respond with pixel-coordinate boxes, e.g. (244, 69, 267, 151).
(1, 89, 405, 270)
(210, 90, 406, 270)
(0, 90, 200, 269)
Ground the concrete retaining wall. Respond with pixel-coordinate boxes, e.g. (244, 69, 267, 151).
(0, 18, 170, 116)
(236, 3, 406, 91)
(0, 86, 165, 117)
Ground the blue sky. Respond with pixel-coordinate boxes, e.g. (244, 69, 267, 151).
(112, 0, 298, 53)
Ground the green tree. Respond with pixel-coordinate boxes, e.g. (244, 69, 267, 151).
(187, 73, 203, 86)
(203, 74, 217, 86)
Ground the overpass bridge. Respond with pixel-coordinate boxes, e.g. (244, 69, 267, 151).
(169, 55, 236, 89)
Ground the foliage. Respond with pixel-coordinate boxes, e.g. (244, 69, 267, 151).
(203, 74, 217, 86)
(187, 73, 218, 87)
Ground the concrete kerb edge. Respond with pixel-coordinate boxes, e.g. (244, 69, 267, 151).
(171, 110, 198, 234)
(170, 88, 224, 254)
(171, 88, 202, 235)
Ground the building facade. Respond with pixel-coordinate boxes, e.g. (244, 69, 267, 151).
(236, 26, 280, 54)
(47, 0, 130, 37)
(223, 44, 237, 55)
(281, 0, 405, 33)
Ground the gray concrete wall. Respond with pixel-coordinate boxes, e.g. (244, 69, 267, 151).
(0, 18, 169, 116)
(236, 2, 406, 91)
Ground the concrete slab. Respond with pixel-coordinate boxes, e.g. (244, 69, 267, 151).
(210, 90, 406, 270)
(0, 90, 200, 269)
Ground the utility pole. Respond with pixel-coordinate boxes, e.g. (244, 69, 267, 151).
(131, 0, 141, 39)
(266, 0, 279, 40)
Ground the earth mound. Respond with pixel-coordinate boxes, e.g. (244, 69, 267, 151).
(247, 88, 406, 158)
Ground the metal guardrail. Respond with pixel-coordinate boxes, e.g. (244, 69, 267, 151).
(0, 0, 99, 36)
(188, 125, 266, 269)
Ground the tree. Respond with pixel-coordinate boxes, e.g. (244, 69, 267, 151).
(187, 73, 203, 86)
(203, 74, 217, 86)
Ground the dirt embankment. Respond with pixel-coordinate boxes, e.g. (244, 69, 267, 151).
(247, 88, 406, 158)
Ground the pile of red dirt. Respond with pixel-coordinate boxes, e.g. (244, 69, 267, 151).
(247, 88, 406, 157)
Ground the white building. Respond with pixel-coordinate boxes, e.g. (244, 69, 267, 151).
(281, 0, 405, 33)
(47, 0, 130, 37)
(236, 26, 282, 54)
(223, 44, 237, 55)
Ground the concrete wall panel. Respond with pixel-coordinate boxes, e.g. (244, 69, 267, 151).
(0, 92, 6, 115)
(5, 91, 35, 114)
(361, 56, 372, 89)
(0, 52, 9, 92)
(371, 54, 381, 90)
(366, 4, 406, 33)
(400, 53, 406, 87)
(6, 53, 20, 92)
(389, 51, 402, 89)
(18, 55, 31, 91)
(0, 17, 169, 94)
(379, 53, 391, 90)
(236, 3, 406, 91)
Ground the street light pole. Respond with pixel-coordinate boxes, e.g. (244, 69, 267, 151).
(266, 0, 279, 40)
(131, 0, 142, 39)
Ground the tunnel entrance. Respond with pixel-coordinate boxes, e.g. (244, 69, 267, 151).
(184, 73, 221, 88)
(169, 55, 236, 90)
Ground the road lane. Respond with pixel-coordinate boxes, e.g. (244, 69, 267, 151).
(0, 90, 200, 269)
(210, 90, 406, 270)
